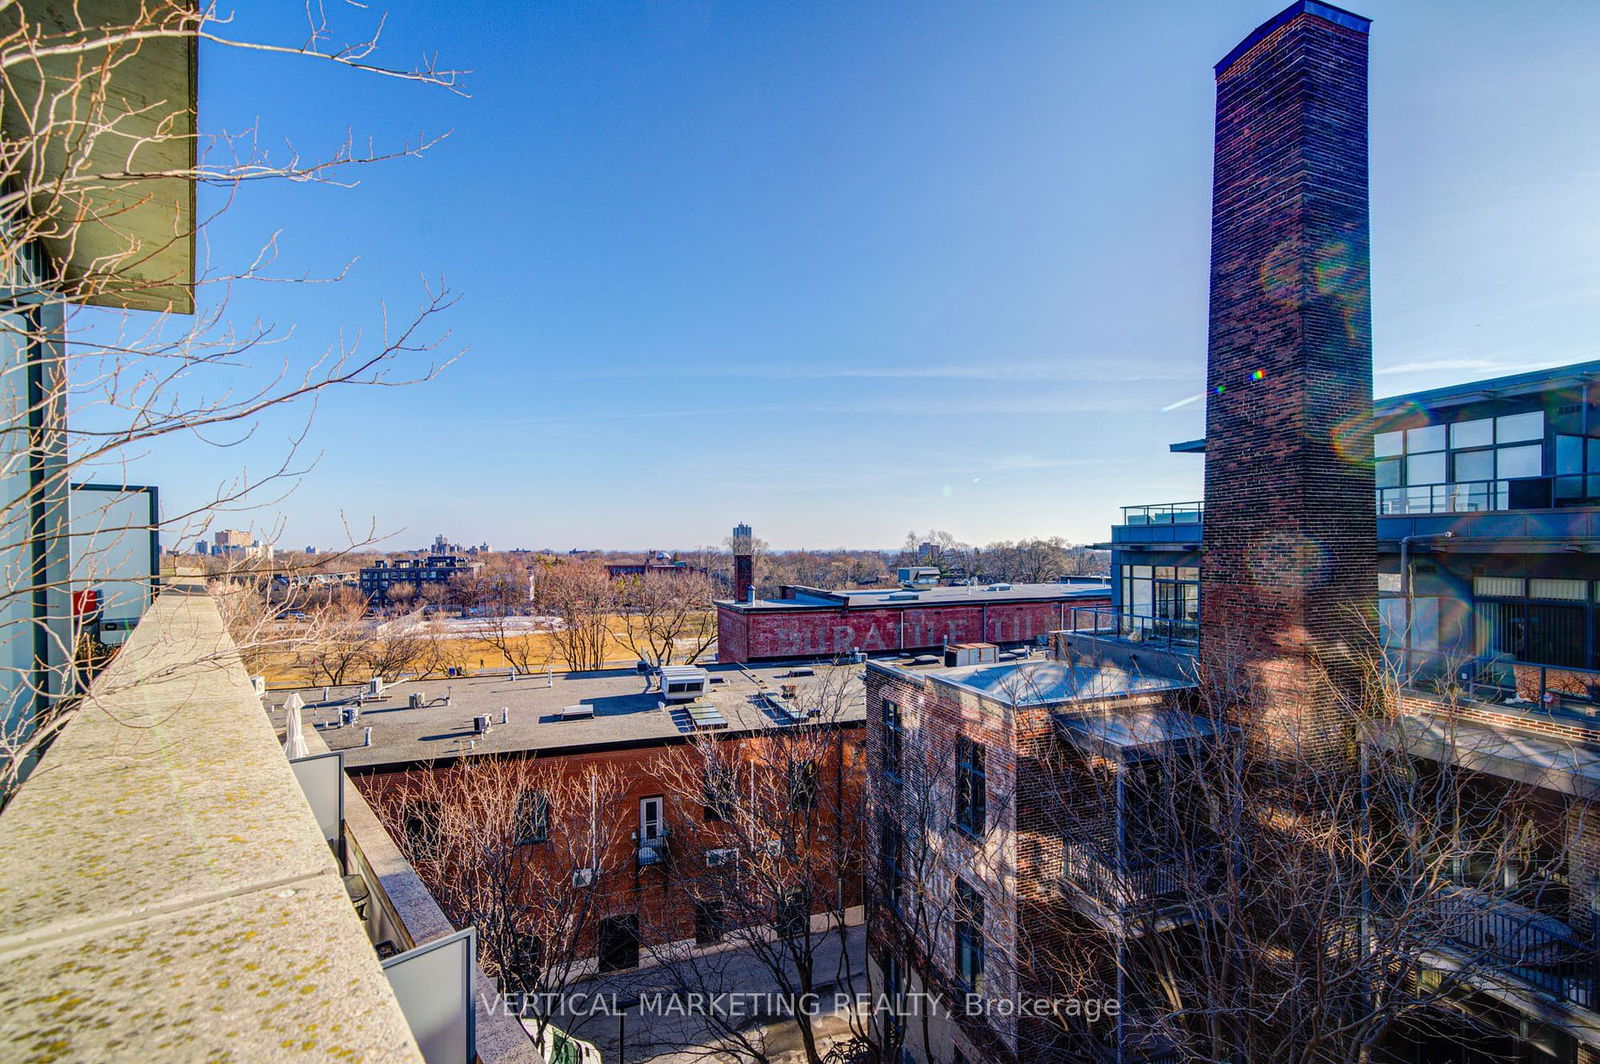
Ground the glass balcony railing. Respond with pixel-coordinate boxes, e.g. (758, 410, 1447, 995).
(1072, 606, 1199, 651)
(1120, 501, 1204, 526)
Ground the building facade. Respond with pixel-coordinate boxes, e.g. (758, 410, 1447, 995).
(359, 554, 479, 605)
(869, 4, 1600, 1063)
(716, 582, 1110, 664)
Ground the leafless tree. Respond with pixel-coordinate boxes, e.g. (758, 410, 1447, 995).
(615, 570, 717, 667)
(1022, 628, 1599, 1064)
(0, 2, 463, 791)
(540, 561, 615, 672)
(365, 757, 635, 1048)
(645, 665, 870, 1064)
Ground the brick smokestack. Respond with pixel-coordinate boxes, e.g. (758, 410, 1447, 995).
(1200, 2, 1377, 755)
(731, 523, 754, 603)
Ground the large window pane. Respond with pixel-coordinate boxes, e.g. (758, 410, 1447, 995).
(1407, 452, 1446, 485)
(1529, 578, 1587, 602)
(1496, 444, 1542, 479)
(1408, 424, 1446, 453)
(1473, 576, 1525, 598)
(1453, 449, 1494, 483)
(1375, 430, 1404, 458)
(1557, 435, 1585, 475)
(1376, 459, 1401, 488)
(1450, 418, 1494, 450)
(1496, 410, 1544, 443)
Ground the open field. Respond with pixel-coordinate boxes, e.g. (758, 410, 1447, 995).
(252, 613, 716, 688)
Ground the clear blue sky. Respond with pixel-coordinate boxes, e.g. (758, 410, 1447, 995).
(112, 1, 1600, 551)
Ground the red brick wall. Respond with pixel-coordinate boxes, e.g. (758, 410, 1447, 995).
(356, 728, 864, 958)
(717, 597, 1107, 664)
(1200, 8, 1376, 757)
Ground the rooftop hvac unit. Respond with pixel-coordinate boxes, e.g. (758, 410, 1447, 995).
(367, 678, 385, 698)
(572, 868, 596, 888)
(473, 714, 491, 735)
(409, 693, 424, 709)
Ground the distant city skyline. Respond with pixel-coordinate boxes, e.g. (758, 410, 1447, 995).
(96, 0, 1600, 551)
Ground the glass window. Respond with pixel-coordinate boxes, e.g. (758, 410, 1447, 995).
(1496, 444, 1542, 479)
(1473, 576, 1525, 599)
(1376, 459, 1401, 488)
(1407, 424, 1446, 453)
(1496, 411, 1544, 443)
(1378, 573, 1402, 594)
(1557, 435, 1585, 475)
(955, 738, 987, 838)
(1374, 430, 1404, 458)
(954, 879, 985, 997)
(1529, 579, 1587, 602)
(1450, 418, 1494, 449)
(515, 791, 550, 844)
(1588, 438, 1600, 470)
(1452, 449, 1494, 483)
(1407, 452, 1446, 486)
(881, 700, 902, 777)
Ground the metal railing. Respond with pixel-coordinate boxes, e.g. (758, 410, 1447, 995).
(1062, 840, 1221, 910)
(1393, 648, 1600, 718)
(1421, 886, 1599, 1011)
(1376, 480, 1511, 515)
(1071, 606, 1199, 650)
(1120, 501, 1204, 526)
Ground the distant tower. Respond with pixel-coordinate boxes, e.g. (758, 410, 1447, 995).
(1200, 1, 1376, 757)
(731, 523, 754, 603)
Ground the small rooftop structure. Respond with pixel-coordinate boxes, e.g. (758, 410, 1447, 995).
(659, 664, 711, 703)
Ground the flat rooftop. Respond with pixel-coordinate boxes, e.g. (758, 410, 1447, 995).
(872, 655, 1194, 708)
(269, 661, 866, 769)
(720, 581, 1110, 612)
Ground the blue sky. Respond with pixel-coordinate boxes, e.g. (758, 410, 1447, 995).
(104, 1, 1600, 551)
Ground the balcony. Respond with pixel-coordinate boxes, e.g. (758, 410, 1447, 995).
(1121, 500, 1204, 526)
(1417, 886, 1599, 1013)
(636, 828, 671, 869)
(1062, 840, 1222, 927)
(1071, 605, 1199, 653)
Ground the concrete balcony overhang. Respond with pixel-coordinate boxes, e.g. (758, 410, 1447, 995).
(5, 0, 198, 312)
(1389, 712, 1600, 800)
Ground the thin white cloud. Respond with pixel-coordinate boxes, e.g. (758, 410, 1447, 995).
(538, 360, 1195, 385)
(1375, 356, 1576, 376)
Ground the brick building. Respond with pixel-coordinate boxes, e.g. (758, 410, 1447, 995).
(358, 553, 479, 606)
(716, 581, 1110, 664)
(276, 662, 866, 1053)
(869, 4, 1600, 1063)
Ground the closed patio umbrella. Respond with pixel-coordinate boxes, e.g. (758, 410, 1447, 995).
(283, 696, 309, 759)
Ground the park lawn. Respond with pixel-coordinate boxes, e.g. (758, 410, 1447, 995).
(255, 613, 715, 688)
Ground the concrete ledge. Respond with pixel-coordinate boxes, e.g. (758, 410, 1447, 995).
(0, 590, 422, 1062)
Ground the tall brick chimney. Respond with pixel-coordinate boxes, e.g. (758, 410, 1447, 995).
(1200, 2, 1377, 755)
(731, 523, 754, 603)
